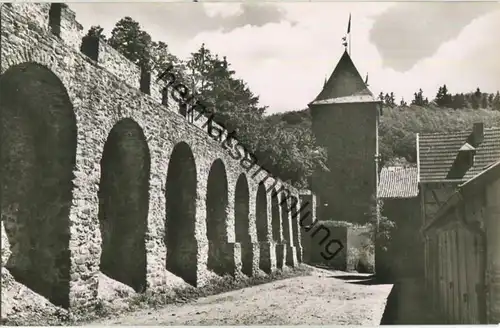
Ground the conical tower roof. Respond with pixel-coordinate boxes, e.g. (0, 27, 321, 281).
(310, 50, 377, 106)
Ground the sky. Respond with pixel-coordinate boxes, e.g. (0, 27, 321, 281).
(69, 1, 500, 114)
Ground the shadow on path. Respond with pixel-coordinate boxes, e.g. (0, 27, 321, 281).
(379, 278, 446, 325)
(328, 274, 374, 280)
(327, 273, 388, 285)
(328, 273, 446, 324)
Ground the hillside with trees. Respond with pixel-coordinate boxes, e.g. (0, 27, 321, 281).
(272, 105, 500, 168)
(83, 18, 500, 189)
(381, 85, 500, 111)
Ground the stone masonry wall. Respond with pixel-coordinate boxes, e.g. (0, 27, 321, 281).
(311, 102, 378, 225)
(0, 3, 311, 316)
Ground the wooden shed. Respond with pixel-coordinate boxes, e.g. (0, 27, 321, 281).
(421, 160, 500, 324)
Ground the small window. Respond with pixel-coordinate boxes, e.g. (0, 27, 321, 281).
(161, 86, 169, 106)
(179, 103, 187, 117)
(80, 35, 99, 61)
(186, 107, 194, 123)
(48, 4, 62, 37)
(140, 69, 151, 95)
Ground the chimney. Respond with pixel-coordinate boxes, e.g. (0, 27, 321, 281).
(472, 122, 484, 147)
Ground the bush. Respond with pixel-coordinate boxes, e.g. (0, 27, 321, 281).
(356, 244, 375, 273)
(361, 197, 396, 253)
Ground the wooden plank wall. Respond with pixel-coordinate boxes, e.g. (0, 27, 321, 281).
(421, 174, 500, 324)
(456, 228, 468, 323)
(425, 220, 485, 324)
(486, 179, 500, 323)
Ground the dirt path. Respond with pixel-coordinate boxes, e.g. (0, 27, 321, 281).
(90, 268, 393, 326)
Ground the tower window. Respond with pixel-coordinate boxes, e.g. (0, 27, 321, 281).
(179, 103, 187, 117)
(139, 69, 151, 95)
(48, 4, 62, 37)
(161, 86, 169, 106)
(186, 107, 194, 123)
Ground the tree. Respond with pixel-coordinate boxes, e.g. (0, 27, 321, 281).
(384, 93, 391, 106)
(378, 92, 384, 103)
(184, 44, 212, 94)
(84, 25, 107, 41)
(493, 91, 500, 111)
(108, 17, 152, 69)
(180, 43, 331, 188)
(250, 119, 327, 188)
(368, 198, 396, 252)
(435, 85, 444, 106)
(435, 84, 452, 108)
(149, 41, 177, 71)
(474, 87, 482, 99)
(180, 44, 272, 158)
(183, 45, 266, 130)
(149, 41, 186, 83)
(451, 93, 466, 109)
(481, 93, 489, 109)
(412, 88, 425, 106)
(470, 87, 482, 109)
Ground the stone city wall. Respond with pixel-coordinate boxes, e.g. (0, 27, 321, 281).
(0, 3, 312, 315)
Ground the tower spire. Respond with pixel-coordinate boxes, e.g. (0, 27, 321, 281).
(347, 13, 351, 56)
(312, 51, 375, 105)
(341, 14, 351, 55)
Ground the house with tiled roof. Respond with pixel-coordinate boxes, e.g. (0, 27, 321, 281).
(419, 158, 500, 324)
(377, 164, 423, 279)
(417, 122, 500, 226)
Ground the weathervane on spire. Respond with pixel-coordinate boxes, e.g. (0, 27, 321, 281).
(341, 14, 352, 55)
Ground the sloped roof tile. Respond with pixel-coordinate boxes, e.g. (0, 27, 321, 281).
(418, 127, 500, 183)
(310, 50, 376, 105)
(378, 165, 419, 199)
